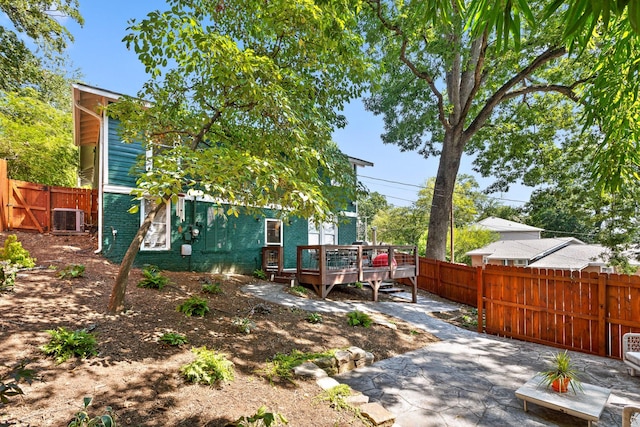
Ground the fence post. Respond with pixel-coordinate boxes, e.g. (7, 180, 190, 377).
(598, 273, 607, 356)
(435, 260, 441, 294)
(476, 266, 483, 333)
(0, 159, 7, 231)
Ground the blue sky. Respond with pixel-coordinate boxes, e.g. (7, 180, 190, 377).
(63, 1, 532, 208)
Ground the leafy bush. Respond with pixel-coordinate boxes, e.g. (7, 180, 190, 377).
(232, 317, 256, 334)
(177, 296, 210, 317)
(347, 311, 372, 328)
(41, 327, 98, 363)
(289, 285, 307, 297)
(0, 234, 35, 268)
(315, 384, 353, 411)
(0, 359, 35, 404)
(137, 265, 169, 289)
(253, 269, 267, 280)
(58, 264, 85, 279)
(202, 282, 222, 294)
(305, 313, 323, 324)
(0, 261, 17, 291)
(230, 405, 288, 426)
(180, 347, 234, 386)
(261, 349, 335, 382)
(67, 397, 116, 427)
(159, 332, 188, 346)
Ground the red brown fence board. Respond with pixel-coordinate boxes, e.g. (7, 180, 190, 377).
(0, 158, 97, 233)
(412, 256, 640, 360)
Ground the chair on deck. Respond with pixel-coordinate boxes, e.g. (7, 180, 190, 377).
(623, 333, 640, 376)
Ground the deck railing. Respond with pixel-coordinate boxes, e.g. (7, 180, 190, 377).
(296, 245, 418, 301)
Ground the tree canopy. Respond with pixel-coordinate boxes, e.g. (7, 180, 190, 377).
(107, 0, 371, 312)
(359, 0, 637, 260)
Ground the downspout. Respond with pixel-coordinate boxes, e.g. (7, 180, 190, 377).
(75, 101, 104, 254)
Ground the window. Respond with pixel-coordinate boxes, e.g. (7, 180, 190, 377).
(308, 221, 337, 245)
(141, 198, 171, 251)
(265, 219, 282, 246)
(514, 259, 528, 267)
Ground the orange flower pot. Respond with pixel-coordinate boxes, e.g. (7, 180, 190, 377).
(551, 377, 571, 393)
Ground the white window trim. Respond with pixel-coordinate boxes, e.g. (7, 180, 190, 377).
(265, 218, 283, 246)
(140, 198, 171, 251)
(308, 220, 338, 245)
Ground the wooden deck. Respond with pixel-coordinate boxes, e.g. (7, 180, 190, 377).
(296, 245, 418, 302)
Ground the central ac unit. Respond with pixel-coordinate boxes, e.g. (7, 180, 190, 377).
(52, 208, 84, 233)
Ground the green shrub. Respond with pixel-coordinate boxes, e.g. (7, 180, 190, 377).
(305, 313, 323, 324)
(261, 349, 335, 382)
(0, 359, 35, 404)
(253, 269, 267, 280)
(232, 317, 256, 334)
(41, 327, 98, 363)
(137, 265, 169, 289)
(315, 384, 353, 411)
(347, 311, 372, 328)
(289, 285, 307, 297)
(159, 332, 188, 346)
(67, 397, 116, 427)
(58, 264, 85, 279)
(230, 405, 288, 426)
(177, 296, 210, 317)
(180, 347, 234, 386)
(0, 234, 35, 268)
(0, 261, 17, 291)
(202, 282, 222, 294)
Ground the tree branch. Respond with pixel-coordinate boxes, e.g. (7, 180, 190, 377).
(365, 0, 449, 129)
(463, 46, 567, 140)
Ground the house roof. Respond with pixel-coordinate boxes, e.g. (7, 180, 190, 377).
(466, 237, 584, 261)
(527, 244, 609, 270)
(475, 216, 544, 233)
(72, 83, 122, 147)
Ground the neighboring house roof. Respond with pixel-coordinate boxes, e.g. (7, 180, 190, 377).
(475, 216, 544, 233)
(466, 237, 584, 262)
(528, 244, 609, 270)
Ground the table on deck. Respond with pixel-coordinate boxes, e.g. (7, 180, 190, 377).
(515, 375, 610, 426)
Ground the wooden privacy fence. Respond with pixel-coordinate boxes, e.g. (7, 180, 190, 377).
(0, 160, 97, 233)
(411, 257, 640, 360)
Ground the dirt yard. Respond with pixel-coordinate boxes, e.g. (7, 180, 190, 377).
(0, 231, 447, 426)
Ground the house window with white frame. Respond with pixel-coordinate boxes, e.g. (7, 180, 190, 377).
(141, 198, 171, 251)
(265, 219, 282, 246)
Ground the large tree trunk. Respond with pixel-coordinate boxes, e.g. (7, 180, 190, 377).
(108, 200, 166, 313)
(425, 131, 465, 260)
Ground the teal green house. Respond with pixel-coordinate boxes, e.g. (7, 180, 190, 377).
(72, 83, 372, 273)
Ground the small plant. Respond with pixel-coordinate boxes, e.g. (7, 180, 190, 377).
(0, 261, 17, 291)
(202, 282, 223, 294)
(58, 264, 86, 279)
(230, 405, 288, 426)
(289, 285, 307, 297)
(0, 234, 35, 268)
(315, 384, 353, 411)
(538, 350, 582, 394)
(409, 329, 420, 336)
(261, 349, 335, 383)
(177, 296, 210, 317)
(305, 313, 323, 324)
(0, 359, 35, 404)
(253, 269, 267, 280)
(137, 264, 169, 289)
(67, 397, 116, 427)
(159, 332, 188, 346)
(347, 310, 372, 328)
(232, 317, 256, 334)
(180, 346, 234, 386)
(41, 327, 98, 363)
(353, 281, 364, 289)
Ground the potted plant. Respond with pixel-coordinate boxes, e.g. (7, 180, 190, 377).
(538, 350, 582, 393)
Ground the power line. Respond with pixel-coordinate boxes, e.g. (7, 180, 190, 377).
(359, 174, 530, 205)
